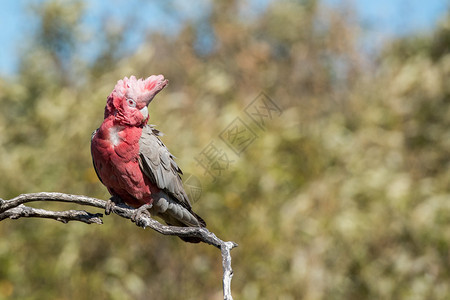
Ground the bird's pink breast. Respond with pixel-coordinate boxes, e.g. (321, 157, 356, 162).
(92, 118, 157, 207)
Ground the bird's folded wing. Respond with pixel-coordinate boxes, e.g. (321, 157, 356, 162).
(138, 125, 192, 209)
(90, 128, 104, 184)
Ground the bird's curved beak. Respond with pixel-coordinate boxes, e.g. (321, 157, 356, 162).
(140, 106, 149, 121)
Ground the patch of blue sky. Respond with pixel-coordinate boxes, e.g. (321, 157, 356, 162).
(0, 0, 448, 76)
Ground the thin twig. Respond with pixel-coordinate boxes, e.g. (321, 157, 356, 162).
(0, 192, 237, 300)
(0, 204, 103, 224)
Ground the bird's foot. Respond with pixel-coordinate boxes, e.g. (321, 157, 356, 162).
(105, 196, 123, 215)
(131, 203, 153, 226)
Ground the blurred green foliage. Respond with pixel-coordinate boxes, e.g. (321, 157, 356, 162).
(0, 1, 449, 299)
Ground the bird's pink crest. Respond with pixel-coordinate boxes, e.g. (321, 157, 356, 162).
(114, 75, 168, 103)
(105, 75, 168, 118)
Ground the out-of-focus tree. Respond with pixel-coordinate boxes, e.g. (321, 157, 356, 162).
(0, 0, 449, 299)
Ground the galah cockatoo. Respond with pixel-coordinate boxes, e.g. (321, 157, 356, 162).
(91, 75, 205, 242)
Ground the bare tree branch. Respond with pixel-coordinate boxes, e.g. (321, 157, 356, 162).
(0, 204, 104, 224)
(0, 192, 237, 300)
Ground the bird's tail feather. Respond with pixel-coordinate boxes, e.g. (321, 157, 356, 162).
(151, 194, 206, 243)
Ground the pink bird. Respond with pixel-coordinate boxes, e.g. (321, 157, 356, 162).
(91, 75, 205, 242)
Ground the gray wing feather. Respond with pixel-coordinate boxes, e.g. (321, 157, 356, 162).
(138, 125, 192, 208)
(90, 128, 104, 184)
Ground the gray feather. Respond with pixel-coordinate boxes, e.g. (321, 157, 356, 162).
(151, 191, 202, 227)
(138, 125, 206, 228)
(91, 128, 104, 184)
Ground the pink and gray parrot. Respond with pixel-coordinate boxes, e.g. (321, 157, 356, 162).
(91, 75, 205, 242)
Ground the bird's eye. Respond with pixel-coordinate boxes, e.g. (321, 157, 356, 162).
(127, 98, 136, 108)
